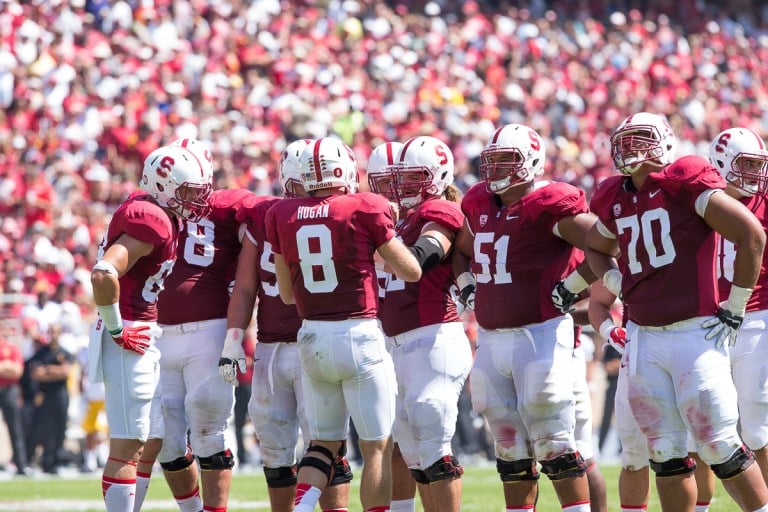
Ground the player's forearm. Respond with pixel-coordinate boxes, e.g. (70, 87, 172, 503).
(732, 233, 765, 289)
(227, 287, 256, 330)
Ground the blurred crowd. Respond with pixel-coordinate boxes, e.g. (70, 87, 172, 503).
(0, 0, 767, 473)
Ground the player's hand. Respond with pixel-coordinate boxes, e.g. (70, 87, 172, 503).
(702, 306, 744, 349)
(456, 272, 476, 313)
(551, 280, 578, 314)
(111, 325, 151, 355)
(606, 326, 628, 355)
(219, 328, 247, 386)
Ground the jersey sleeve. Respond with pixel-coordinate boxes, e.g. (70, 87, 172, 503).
(418, 199, 464, 232)
(121, 202, 173, 245)
(589, 176, 623, 230)
(356, 193, 395, 248)
(460, 183, 487, 233)
(208, 188, 254, 224)
(264, 201, 283, 255)
(532, 182, 588, 232)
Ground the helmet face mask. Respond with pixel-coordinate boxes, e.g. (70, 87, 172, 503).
(709, 127, 768, 197)
(480, 124, 544, 194)
(611, 113, 676, 175)
(280, 139, 313, 198)
(141, 145, 212, 222)
(391, 136, 454, 209)
(367, 142, 403, 202)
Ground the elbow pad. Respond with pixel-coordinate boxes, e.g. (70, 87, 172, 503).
(408, 235, 445, 272)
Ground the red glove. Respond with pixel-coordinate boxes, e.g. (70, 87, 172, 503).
(607, 326, 628, 355)
(112, 325, 151, 355)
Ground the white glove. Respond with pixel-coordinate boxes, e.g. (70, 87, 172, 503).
(599, 319, 627, 355)
(219, 328, 247, 386)
(602, 268, 623, 299)
(456, 272, 476, 313)
(701, 285, 752, 349)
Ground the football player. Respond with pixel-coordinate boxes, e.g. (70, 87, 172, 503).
(265, 136, 421, 512)
(586, 112, 768, 511)
(90, 144, 211, 512)
(369, 136, 473, 512)
(453, 123, 597, 511)
(709, 127, 768, 486)
(225, 138, 353, 512)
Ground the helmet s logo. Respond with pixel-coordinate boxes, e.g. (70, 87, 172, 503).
(715, 132, 731, 154)
(528, 130, 541, 151)
(435, 145, 449, 165)
(157, 156, 175, 178)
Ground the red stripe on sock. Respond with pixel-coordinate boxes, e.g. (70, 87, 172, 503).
(175, 486, 201, 500)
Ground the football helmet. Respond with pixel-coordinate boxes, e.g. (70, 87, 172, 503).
(299, 137, 358, 194)
(390, 136, 454, 209)
(367, 141, 403, 202)
(280, 139, 313, 198)
(170, 138, 214, 178)
(709, 127, 768, 197)
(610, 112, 676, 175)
(479, 124, 545, 194)
(140, 145, 212, 222)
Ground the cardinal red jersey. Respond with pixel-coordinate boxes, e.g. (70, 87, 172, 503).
(98, 193, 180, 322)
(265, 192, 395, 321)
(157, 188, 253, 325)
(462, 181, 587, 329)
(590, 155, 725, 326)
(716, 194, 768, 312)
(240, 195, 303, 342)
(379, 198, 464, 336)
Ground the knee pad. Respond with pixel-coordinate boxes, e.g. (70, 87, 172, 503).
(263, 465, 298, 488)
(424, 455, 463, 483)
(160, 450, 195, 473)
(711, 446, 755, 480)
(329, 456, 353, 486)
(198, 449, 235, 471)
(298, 445, 336, 485)
(540, 451, 588, 481)
(496, 458, 540, 482)
(649, 456, 696, 478)
(410, 468, 430, 485)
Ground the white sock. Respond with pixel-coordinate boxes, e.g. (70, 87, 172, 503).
(133, 472, 151, 512)
(621, 507, 648, 511)
(507, 507, 535, 512)
(752, 504, 768, 512)
(175, 486, 203, 512)
(103, 476, 136, 512)
(695, 502, 710, 512)
(390, 498, 416, 512)
(294, 483, 322, 512)
(562, 502, 590, 512)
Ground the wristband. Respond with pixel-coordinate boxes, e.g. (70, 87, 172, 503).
(456, 272, 475, 291)
(563, 270, 589, 294)
(725, 285, 753, 316)
(599, 318, 616, 341)
(224, 328, 244, 349)
(97, 302, 123, 335)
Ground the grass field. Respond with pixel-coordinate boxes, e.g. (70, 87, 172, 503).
(0, 463, 742, 511)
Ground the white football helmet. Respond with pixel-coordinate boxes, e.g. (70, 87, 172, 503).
(479, 124, 545, 194)
(610, 112, 676, 175)
(709, 127, 768, 197)
(140, 145, 212, 222)
(298, 137, 358, 194)
(391, 136, 454, 209)
(169, 138, 214, 178)
(280, 139, 313, 198)
(367, 141, 403, 202)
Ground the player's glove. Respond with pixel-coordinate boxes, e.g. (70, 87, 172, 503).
(701, 285, 752, 349)
(456, 272, 476, 313)
(702, 307, 744, 349)
(111, 325, 151, 355)
(551, 280, 579, 314)
(599, 319, 627, 354)
(219, 328, 247, 386)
